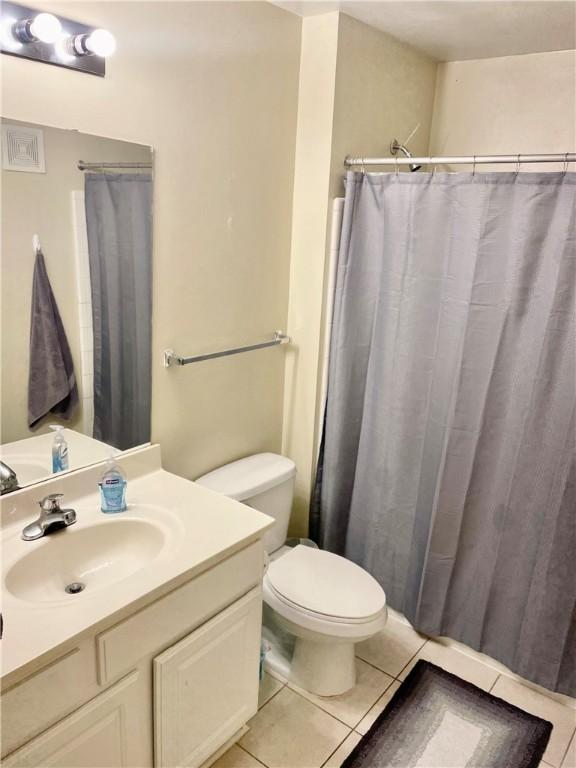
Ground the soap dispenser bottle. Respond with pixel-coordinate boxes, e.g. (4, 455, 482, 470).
(99, 456, 127, 513)
(50, 425, 69, 473)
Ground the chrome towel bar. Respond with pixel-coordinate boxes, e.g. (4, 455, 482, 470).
(163, 330, 290, 368)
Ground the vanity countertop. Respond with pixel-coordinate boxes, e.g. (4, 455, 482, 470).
(0, 445, 273, 684)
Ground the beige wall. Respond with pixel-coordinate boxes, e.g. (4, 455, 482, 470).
(1, 2, 301, 479)
(1, 123, 150, 444)
(430, 50, 576, 170)
(330, 14, 437, 196)
(283, 13, 437, 535)
(281, 12, 340, 536)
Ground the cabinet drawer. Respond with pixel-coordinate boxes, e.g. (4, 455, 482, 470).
(154, 588, 262, 768)
(3, 671, 150, 768)
(1, 640, 98, 757)
(97, 541, 263, 685)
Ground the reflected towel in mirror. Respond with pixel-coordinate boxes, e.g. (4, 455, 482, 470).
(28, 251, 79, 428)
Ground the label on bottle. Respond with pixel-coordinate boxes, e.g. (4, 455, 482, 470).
(52, 443, 68, 473)
(60, 444, 69, 471)
(100, 478, 127, 513)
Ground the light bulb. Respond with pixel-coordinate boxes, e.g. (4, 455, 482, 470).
(29, 13, 61, 43)
(85, 28, 115, 57)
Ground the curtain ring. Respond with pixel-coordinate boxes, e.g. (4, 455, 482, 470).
(361, 157, 366, 175)
(395, 155, 399, 178)
(516, 154, 521, 174)
(472, 155, 476, 176)
(563, 152, 569, 173)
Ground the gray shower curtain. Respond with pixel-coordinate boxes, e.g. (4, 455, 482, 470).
(313, 171, 576, 696)
(85, 173, 152, 450)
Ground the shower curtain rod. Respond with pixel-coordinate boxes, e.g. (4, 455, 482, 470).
(78, 161, 152, 170)
(344, 153, 576, 168)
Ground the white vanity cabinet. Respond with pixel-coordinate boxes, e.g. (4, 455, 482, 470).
(154, 589, 262, 768)
(1, 541, 264, 768)
(3, 671, 148, 768)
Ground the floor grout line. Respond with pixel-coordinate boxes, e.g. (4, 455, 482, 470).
(356, 636, 428, 680)
(354, 654, 398, 678)
(489, 673, 500, 693)
(558, 724, 576, 768)
(237, 742, 269, 767)
(261, 666, 399, 733)
(237, 742, 270, 767)
(349, 676, 398, 730)
(257, 680, 286, 712)
(387, 638, 430, 681)
(285, 684, 358, 730)
(319, 727, 354, 768)
(286, 670, 402, 732)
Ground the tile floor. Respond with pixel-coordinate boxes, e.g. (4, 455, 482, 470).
(213, 613, 576, 768)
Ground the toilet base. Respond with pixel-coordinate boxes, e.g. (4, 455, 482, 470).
(290, 637, 357, 696)
(263, 608, 358, 696)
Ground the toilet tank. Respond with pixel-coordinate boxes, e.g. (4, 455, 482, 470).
(195, 453, 296, 554)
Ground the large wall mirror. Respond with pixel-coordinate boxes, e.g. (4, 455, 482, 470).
(1, 119, 153, 491)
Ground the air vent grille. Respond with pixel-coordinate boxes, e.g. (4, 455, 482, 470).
(2, 124, 46, 173)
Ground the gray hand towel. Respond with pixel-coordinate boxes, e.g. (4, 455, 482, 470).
(28, 251, 79, 429)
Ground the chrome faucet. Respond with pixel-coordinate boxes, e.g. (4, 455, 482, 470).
(0, 461, 20, 495)
(22, 493, 77, 541)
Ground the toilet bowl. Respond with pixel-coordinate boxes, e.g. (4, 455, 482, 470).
(195, 453, 387, 696)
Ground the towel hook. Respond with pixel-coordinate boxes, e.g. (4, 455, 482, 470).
(32, 234, 41, 256)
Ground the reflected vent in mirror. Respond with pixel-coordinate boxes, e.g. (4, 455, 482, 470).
(2, 123, 45, 173)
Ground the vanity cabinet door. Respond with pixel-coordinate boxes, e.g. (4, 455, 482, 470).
(3, 671, 151, 768)
(154, 587, 262, 768)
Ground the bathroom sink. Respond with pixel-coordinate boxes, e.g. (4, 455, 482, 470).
(5, 518, 166, 603)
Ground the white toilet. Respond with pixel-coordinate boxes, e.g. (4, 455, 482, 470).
(196, 453, 387, 696)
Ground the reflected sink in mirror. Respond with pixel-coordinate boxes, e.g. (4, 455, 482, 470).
(0, 430, 122, 490)
(5, 517, 167, 604)
(1, 454, 49, 486)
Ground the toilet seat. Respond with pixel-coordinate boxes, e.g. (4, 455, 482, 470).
(265, 545, 386, 626)
(266, 582, 380, 625)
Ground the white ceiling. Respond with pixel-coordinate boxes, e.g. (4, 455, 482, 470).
(272, 1, 576, 61)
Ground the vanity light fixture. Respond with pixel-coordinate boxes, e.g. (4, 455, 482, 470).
(0, 1, 115, 76)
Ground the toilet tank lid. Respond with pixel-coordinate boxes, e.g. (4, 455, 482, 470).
(195, 453, 296, 501)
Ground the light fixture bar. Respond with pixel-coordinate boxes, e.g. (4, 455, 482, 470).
(0, 1, 113, 77)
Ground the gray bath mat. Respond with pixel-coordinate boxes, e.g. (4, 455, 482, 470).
(342, 661, 552, 768)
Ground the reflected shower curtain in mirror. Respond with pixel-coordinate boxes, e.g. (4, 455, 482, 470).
(312, 171, 576, 695)
(85, 173, 152, 450)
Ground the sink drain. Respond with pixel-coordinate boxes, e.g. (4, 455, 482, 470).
(65, 582, 85, 595)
